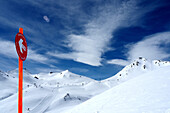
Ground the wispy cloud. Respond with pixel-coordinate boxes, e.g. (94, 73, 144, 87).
(34, 67, 63, 74)
(0, 39, 17, 58)
(47, 51, 75, 60)
(0, 39, 49, 64)
(48, 0, 149, 66)
(107, 31, 170, 66)
(107, 59, 129, 66)
(27, 49, 49, 63)
(127, 32, 170, 61)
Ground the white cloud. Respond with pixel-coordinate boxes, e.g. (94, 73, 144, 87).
(0, 39, 17, 58)
(27, 49, 48, 63)
(47, 51, 76, 61)
(107, 32, 170, 66)
(128, 32, 170, 61)
(49, 0, 148, 66)
(107, 59, 129, 66)
(43, 16, 50, 23)
(35, 67, 63, 74)
(0, 39, 48, 63)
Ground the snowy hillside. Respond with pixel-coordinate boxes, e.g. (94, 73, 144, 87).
(0, 58, 170, 113)
(0, 68, 36, 102)
(67, 65, 170, 113)
(0, 69, 106, 113)
(102, 57, 170, 87)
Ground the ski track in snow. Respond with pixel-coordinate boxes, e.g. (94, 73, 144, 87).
(29, 93, 55, 113)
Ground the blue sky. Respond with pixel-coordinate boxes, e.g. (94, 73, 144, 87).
(0, 0, 170, 80)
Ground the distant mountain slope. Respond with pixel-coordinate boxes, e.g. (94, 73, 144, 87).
(0, 58, 170, 113)
(36, 70, 96, 86)
(7, 68, 37, 84)
(0, 70, 7, 81)
(102, 57, 170, 87)
(67, 65, 170, 113)
(0, 69, 103, 113)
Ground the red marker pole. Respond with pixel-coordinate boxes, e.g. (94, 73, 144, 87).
(15, 27, 27, 113)
(18, 28, 23, 113)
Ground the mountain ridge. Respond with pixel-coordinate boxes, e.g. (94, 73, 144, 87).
(0, 58, 170, 113)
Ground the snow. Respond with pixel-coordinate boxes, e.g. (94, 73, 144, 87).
(68, 66, 170, 113)
(0, 58, 170, 113)
(0, 68, 102, 113)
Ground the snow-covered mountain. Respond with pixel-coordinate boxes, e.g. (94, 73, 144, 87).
(67, 62, 170, 113)
(102, 57, 170, 87)
(0, 68, 103, 113)
(0, 57, 170, 113)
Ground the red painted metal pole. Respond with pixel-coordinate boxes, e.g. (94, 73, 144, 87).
(18, 28, 23, 113)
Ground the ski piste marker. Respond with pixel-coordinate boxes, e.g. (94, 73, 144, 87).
(15, 28, 27, 113)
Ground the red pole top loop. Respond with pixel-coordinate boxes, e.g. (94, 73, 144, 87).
(19, 28, 23, 34)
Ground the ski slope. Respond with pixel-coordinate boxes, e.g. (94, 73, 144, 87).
(0, 58, 170, 113)
(67, 66, 170, 113)
(0, 68, 107, 113)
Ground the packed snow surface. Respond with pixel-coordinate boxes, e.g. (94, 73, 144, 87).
(0, 58, 170, 113)
(68, 66, 170, 113)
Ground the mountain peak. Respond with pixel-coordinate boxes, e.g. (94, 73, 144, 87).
(102, 58, 170, 87)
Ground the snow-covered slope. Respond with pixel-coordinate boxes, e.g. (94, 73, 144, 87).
(0, 69, 104, 113)
(36, 70, 95, 87)
(0, 58, 170, 113)
(102, 57, 170, 87)
(0, 68, 37, 101)
(67, 65, 170, 113)
(7, 68, 37, 84)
